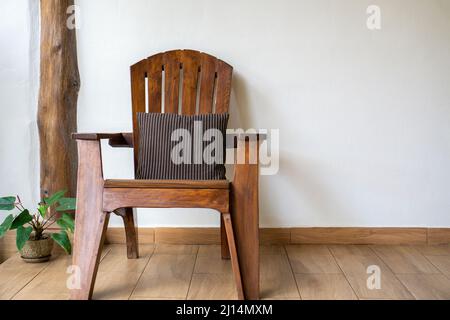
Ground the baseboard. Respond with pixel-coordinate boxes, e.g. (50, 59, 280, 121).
(2, 227, 448, 262)
(104, 227, 450, 245)
(0, 231, 16, 257)
(427, 228, 450, 245)
(290, 227, 428, 245)
(105, 227, 292, 245)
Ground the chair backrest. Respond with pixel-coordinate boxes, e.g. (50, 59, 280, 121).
(130, 49, 233, 169)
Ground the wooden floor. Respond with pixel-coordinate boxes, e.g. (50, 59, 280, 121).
(1, 244, 450, 300)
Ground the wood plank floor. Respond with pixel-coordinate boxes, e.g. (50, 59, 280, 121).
(1, 244, 450, 300)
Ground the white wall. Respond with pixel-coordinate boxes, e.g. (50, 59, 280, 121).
(1, 0, 450, 228)
(0, 0, 39, 220)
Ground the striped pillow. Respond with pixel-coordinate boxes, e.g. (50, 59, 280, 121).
(136, 113, 229, 180)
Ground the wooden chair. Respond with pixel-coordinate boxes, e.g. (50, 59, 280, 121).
(71, 50, 261, 300)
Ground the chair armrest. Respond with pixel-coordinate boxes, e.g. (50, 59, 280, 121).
(72, 132, 133, 148)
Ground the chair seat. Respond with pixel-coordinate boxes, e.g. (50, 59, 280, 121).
(104, 179, 230, 189)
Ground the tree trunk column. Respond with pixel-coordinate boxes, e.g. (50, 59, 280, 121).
(38, 0, 80, 198)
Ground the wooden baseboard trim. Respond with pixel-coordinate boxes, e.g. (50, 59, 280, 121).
(0, 232, 17, 253)
(260, 228, 291, 244)
(427, 228, 450, 245)
(2, 227, 448, 262)
(105, 227, 293, 245)
(155, 228, 219, 245)
(291, 227, 428, 245)
(104, 227, 450, 245)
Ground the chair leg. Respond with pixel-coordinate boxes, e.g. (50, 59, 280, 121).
(71, 212, 110, 300)
(70, 140, 109, 300)
(221, 214, 230, 260)
(222, 212, 244, 300)
(115, 207, 139, 259)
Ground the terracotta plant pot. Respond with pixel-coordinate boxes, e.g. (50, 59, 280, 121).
(20, 234, 54, 263)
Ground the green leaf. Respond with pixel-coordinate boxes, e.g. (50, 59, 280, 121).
(10, 210, 33, 230)
(51, 231, 71, 254)
(56, 213, 75, 233)
(0, 197, 16, 211)
(16, 225, 33, 251)
(0, 214, 15, 238)
(38, 203, 48, 218)
(56, 198, 76, 212)
(43, 190, 66, 207)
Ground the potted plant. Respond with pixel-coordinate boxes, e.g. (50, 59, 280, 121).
(0, 190, 75, 263)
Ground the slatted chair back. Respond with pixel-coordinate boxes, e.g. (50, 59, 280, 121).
(130, 49, 233, 169)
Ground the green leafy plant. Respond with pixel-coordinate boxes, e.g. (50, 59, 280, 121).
(0, 190, 75, 254)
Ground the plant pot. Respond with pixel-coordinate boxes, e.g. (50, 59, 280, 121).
(20, 234, 54, 263)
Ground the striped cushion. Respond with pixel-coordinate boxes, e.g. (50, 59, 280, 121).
(136, 113, 229, 180)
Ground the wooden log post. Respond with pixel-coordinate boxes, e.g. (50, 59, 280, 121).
(38, 0, 80, 199)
